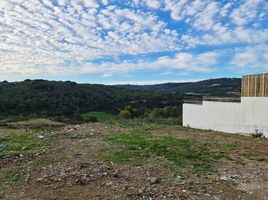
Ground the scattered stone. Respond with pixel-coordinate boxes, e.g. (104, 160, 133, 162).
(106, 181, 113, 186)
(176, 175, 183, 179)
(79, 162, 91, 169)
(167, 192, 174, 198)
(37, 135, 45, 139)
(150, 177, 160, 185)
(205, 193, 212, 197)
(113, 171, 119, 178)
(75, 174, 90, 185)
(220, 175, 234, 182)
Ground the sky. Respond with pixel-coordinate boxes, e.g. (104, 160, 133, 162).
(0, 0, 268, 84)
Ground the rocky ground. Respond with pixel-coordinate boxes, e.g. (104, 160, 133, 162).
(0, 120, 267, 200)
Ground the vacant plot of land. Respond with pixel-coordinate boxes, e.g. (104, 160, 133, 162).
(0, 120, 267, 199)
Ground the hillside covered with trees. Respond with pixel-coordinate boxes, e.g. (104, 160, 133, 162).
(0, 80, 182, 119)
(116, 78, 241, 97)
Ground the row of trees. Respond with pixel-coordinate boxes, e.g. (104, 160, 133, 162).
(118, 105, 181, 120)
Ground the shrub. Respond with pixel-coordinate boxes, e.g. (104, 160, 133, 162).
(148, 106, 180, 119)
(119, 110, 132, 119)
(81, 114, 98, 122)
(124, 105, 138, 117)
(252, 128, 265, 138)
(149, 108, 161, 119)
(88, 116, 98, 122)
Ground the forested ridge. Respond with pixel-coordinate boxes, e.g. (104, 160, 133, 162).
(0, 80, 182, 118)
(117, 78, 241, 97)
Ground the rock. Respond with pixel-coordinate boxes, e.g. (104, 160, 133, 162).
(75, 174, 90, 185)
(106, 181, 113, 186)
(79, 162, 91, 169)
(25, 174, 31, 182)
(150, 177, 160, 185)
(205, 193, 212, 197)
(220, 175, 234, 182)
(113, 171, 119, 178)
(37, 135, 45, 139)
(177, 175, 183, 179)
(167, 192, 174, 198)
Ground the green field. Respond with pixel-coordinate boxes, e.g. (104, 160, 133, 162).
(81, 112, 114, 122)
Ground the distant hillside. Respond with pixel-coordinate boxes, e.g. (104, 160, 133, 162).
(0, 80, 182, 118)
(116, 78, 241, 97)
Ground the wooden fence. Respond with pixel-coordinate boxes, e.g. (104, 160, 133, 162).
(242, 73, 268, 97)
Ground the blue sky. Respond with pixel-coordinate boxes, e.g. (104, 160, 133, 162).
(0, 0, 267, 84)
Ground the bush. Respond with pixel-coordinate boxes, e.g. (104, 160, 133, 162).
(148, 106, 180, 119)
(119, 110, 132, 119)
(149, 108, 161, 119)
(88, 116, 98, 122)
(252, 128, 265, 138)
(81, 114, 98, 122)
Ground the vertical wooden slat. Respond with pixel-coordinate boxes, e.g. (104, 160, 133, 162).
(248, 75, 250, 96)
(263, 73, 265, 97)
(256, 74, 262, 97)
(249, 75, 256, 97)
(265, 73, 268, 97)
(242, 75, 248, 97)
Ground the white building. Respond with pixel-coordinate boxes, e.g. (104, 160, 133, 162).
(183, 73, 268, 137)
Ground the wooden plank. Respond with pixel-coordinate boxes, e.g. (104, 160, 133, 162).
(265, 73, 268, 97)
(256, 74, 262, 97)
(242, 75, 249, 97)
(248, 75, 256, 97)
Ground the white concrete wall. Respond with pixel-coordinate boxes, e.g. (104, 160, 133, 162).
(183, 97, 268, 137)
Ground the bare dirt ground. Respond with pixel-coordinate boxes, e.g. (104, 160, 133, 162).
(0, 120, 267, 200)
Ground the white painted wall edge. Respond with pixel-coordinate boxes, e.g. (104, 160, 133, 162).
(183, 97, 268, 137)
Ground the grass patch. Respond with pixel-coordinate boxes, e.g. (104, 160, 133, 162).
(0, 167, 25, 199)
(102, 130, 224, 171)
(221, 143, 236, 150)
(8, 118, 63, 127)
(0, 131, 46, 159)
(81, 112, 114, 122)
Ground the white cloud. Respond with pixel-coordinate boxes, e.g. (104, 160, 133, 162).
(0, 0, 267, 79)
(230, 0, 263, 26)
(0, 0, 179, 77)
(230, 45, 268, 68)
(0, 51, 221, 77)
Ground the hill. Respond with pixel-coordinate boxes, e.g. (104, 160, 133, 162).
(116, 78, 241, 97)
(0, 80, 182, 118)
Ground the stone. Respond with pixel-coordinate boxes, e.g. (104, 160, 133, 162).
(150, 177, 160, 185)
(220, 175, 234, 182)
(37, 135, 45, 139)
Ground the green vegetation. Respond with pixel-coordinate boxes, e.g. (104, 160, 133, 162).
(118, 110, 132, 119)
(0, 131, 46, 159)
(147, 106, 180, 119)
(0, 167, 26, 199)
(7, 118, 63, 128)
(117, 78, 241, 96)
(81, 112, 114, 122)
(101, 125, 224, 171)
(0, 80, 182, 119)
(0, 123, 50, 199)
(118, 105, 136, 119)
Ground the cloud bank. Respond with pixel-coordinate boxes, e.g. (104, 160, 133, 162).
(0, 0, 267, 79)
